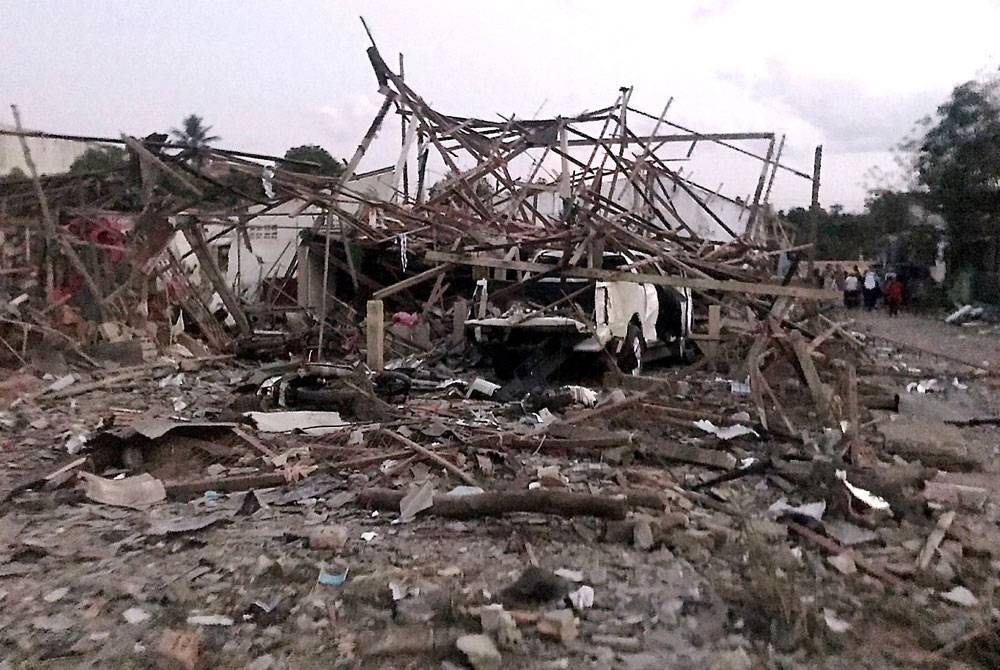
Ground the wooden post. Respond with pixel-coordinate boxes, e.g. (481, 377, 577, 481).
(746, 136, 776, 239)
(705, 304, 721, 365)
(366, 299, 384, 371)
(10, 105, 106, 314)
(762, 134, 786, 206)
(399, 52, 409, 203)
(806, 145, 823, 274)
(843, 362, 873, 464)
(451, 297, 468, 346)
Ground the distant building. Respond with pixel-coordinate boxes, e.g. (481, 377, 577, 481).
(0, 126, 89, 176)
(169, 166, 397, 309)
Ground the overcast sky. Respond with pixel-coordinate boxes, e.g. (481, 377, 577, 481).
(3, 0, 998, 210)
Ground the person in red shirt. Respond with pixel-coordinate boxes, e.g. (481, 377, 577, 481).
(884, 274, 904, 316)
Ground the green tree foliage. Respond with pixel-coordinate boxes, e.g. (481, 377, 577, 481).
(68, 146, 130, 175)
(209, 169, 266, 206)
(0, 167, 27, 183)
(780, 189, 926, 262)
(908, 77, 1000, 269)
(283, 145, 344, 177)
(865, 189, 911, 236)
(171, 114, 220, 164)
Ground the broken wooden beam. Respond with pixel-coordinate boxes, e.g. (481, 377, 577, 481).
(785, 521, 905, 589)
(178, 218, 251, 336)
(371, 264, 451, 300)
(465, 431, 635, 452)
(425, 250, 840, 300)
(559, 392, 647, 426)
(647, 442, 737, 470)
(788, 330, 834, 422)
(356, 488, 628, 519)
(916, 510, 956, 571)
(383, 430, 477, 486)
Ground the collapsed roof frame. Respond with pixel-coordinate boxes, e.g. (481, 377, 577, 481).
(363, 43, 813, 240)
(292, 35, 825, 348)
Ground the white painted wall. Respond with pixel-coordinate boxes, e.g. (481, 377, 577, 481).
(167, 168, 398, 299)
(229, 168, 398, 296)
(0, 126, 89, 176)
(227, 200, 323, 296)
(517, 171, 750, 242)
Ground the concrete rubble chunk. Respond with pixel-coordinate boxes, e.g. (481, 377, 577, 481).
(942, 586, 978, 607)
(306, 525, 348, 551)
(537, 609, 579, 644)
(709, 648, 753, 670)
(456, 634, 502, 670)
(877, 417, 975, 469)
(79, 472, 166, 510)
(155, 629, 200, 670)
(827, 552, 857, 575)
(633, 518, 655, 550)
(122, 607, 150, 625)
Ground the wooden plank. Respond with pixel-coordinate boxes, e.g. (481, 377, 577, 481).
(806, 145, 823, 273)
(425, 251, 839, 300)
(366, 299, 384, 371)
(371, 264, 450, 300)
(232, 427, 278, 461)
(121, 135, 203, 196)
(917, 510, 956, 570)
(651, 443, 737, 470)
(808, 320, 846, 352)
(843, 363, 870, 463)
(788, 330, 833, 422)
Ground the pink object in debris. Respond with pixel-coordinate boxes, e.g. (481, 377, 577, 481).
(393, 312, 419, 326)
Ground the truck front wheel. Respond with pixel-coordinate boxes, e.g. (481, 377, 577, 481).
(618, 322, 645, 375)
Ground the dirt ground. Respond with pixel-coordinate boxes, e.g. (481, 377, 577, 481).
(1, 309, 1000, 670)
(849, 308, 1000, 370)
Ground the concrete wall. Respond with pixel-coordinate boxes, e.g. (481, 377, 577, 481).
(0, 126, 89, 176)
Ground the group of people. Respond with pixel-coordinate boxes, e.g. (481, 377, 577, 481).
(832, 266, 905, 315)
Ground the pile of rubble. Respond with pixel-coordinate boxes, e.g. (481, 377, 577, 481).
(3, 34, 1000, 670)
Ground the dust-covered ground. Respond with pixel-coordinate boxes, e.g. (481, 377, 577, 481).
(2, 309, 1000, 670)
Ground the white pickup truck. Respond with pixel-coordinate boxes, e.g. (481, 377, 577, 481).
(465, 249, 694, 376)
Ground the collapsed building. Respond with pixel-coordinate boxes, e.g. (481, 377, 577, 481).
(3, 35, 999, 670)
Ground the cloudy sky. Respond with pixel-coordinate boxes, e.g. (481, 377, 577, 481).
(2, 0, 998, 210)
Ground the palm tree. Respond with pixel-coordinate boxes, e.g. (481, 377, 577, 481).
(170, 114, 219, 164)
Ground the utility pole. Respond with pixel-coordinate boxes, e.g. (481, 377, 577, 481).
(807, 145, 823, 274)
